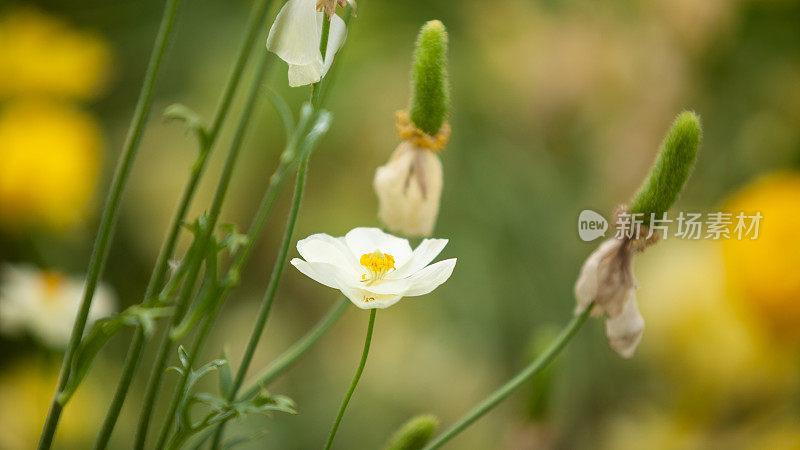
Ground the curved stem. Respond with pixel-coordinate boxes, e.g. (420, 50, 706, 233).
(240, 297, 348, 398)
(421, 305, 594, 450)
(38, 0, 184, 447)
(324, 309, 376, 450)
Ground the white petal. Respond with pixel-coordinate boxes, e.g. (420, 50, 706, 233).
(338, 284, 404, 310)
(297, 233, 360, 274)
(288, 61, 324, 87)
(291, 259, 344, 289)
(403, 258, 456, 297)
(389, 238, 448, 280)
(345, 227, 412, 266)
(605, 289, 644, 359)
(574, 238, 625, 315)
(320, 12, 347, 78)
(267, 0, 322, 65)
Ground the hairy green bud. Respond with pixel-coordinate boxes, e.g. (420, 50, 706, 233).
(384, 414, 439, 450)
(409, 20, 450, 136)
(629, 111, 702, 218)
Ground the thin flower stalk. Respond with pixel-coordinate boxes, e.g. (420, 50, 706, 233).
(421, 305, 594, 450)
(38, 0, 185, 447)
(324, 309, 376, 450)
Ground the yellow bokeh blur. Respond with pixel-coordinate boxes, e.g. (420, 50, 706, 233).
(722, 173, 800, 337)
(0, 100, 103, 232)
(0, 8, 112, 100)
(0, 358, 105, 449)
(638, 240, 798, 413)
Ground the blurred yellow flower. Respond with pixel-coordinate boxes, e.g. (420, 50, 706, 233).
(637, 240, 798, 411)
(0, 8, 112, 100)
(0, 100, 103, 232)
(0, 358, 105, 449)
(722, 173, 800, 338)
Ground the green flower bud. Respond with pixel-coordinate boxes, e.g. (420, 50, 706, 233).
(409, 20, 450, 137)
(629, 111, 702, 218)
(384, 414, 439, 450)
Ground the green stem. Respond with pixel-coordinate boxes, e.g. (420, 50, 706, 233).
(210, 153, 311, 449)
(421, 305, 594, 450)
(156, 300, 223, 450)
(324, 309, 376, 450)
(38, 0, 184, 447)
(132, 49, 272, 449)
(161, 154, 311, 448)
(92, 327, 145, 450)
(240, 297, 348, 398)
(190, 297, 348, 450)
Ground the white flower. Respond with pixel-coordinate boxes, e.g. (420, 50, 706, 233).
(290, 227, 456, 309)
(574, 238, 645, 358)
(0, 264, 115, 348)
(374, 141, 443, 237)
(266, 0, 350, 87)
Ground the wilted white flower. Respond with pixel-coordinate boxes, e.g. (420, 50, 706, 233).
(0, 264, 115, 348)
(266, 0, 351, 87)
(291, 227, 456, 309)
(574, 237, 646, 358)
(374, 111, 451, 237)
(374, 141, 443, 237)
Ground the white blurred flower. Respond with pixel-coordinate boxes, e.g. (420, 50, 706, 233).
(574, 238, 645, 358)
(266, 0, 350, 87)
(291, 227, 456, 309)
(0, 264, 115, 348)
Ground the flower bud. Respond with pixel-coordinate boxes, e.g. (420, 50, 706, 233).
(384, 414, 439, 450)
(374, 21, 451, 237)
(410, 20, 450, 136)
(630, 111, 701, 218)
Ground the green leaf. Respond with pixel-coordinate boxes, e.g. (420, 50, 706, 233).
(57, 304, 173, 405)
(264, 88, 295, 139)
(171, 238, 222, 340)
(178, 345, 190, 368)
(296, 110, 333, 159)
(166, 359, 295, 449)
(219, 349, 234, 399)
(164, 103, 210, 147)
(219, 223, 249, 256)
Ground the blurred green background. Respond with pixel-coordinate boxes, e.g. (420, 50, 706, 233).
(1, 0, 800, 448)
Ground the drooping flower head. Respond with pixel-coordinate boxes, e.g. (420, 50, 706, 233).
(291, 227, 456, 309)
(374, 20, 451, 237)
(574, 209, 655, 358)
(575, 111, 701, 358)
(266, 0, 352, 87)
(0, 264, 115, 348)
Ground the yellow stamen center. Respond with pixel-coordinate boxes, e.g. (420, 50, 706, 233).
(360, 249, 395, 285)
(41, 271, 65, 301)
